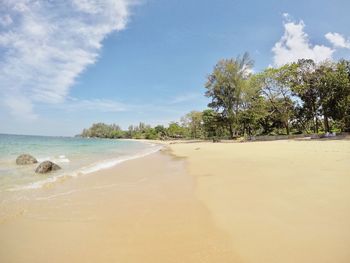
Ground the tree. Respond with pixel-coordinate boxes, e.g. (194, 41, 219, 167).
(236, 74, 268, 136)
(238, 96, 268, 136)
(80, 58, 350, 140)
(167, 122, 185, 138)
(181, 111, 203, 139)
(205, 52, 254, 138)
(154, 125, 167, 138)
(317, 61, 350, 132)
(291, 60, 350, 133)
(143, 128, 158, 140)
(343, 60, 350, 131)
(290, 59, 320, 133)
(259, 65, 296, 135)
(316, 62, 336, 132)
(202, 109, 224, 138)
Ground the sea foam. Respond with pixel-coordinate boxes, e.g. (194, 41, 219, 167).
(37, 155, 70, 164)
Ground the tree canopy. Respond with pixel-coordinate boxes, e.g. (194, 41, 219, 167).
(81, 55, 350, 140)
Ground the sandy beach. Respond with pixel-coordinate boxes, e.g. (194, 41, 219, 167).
(170, 139, 350, 263)
(1, 139, 350, 262)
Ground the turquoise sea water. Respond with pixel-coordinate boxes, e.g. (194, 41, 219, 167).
(0, 134, 160, 192)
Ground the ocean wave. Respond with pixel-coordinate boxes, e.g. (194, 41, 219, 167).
(8, 145, 162, 191)
(79, 146, 161, 174)
(37, 155, 70, 164)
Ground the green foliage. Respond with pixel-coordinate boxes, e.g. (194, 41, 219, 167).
(202, 109, 222, 138)
(290, 59, 350, 133)
(257, 65, 296, 135)
(81, 123, 123, 138)
(205, 53, 254, 138)
(167, 122, 186, 138)
(154, 125, 167, 138)
(81, 55, 350, 140)
(181, 111, 203, 139)
(205, 55, 350, 137)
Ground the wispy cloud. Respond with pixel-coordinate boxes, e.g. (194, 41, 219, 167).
(59, 97, 127, 112)
(169, 92, 203, 104)
(0, 0, 133, 120)
(325, 32, 350, 49)
(272, 14, 334, 66)
(3, 95, 38, 121)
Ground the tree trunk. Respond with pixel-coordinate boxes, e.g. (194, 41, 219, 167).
(229, 124, 234, 139)
(285, 121, 290, 135)
(315, 116, 319, 133)
(313, 104, 318, 134)
(324, 115, 330, 133)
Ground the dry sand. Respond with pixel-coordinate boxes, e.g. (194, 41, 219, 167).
(170, 139, 350, 263)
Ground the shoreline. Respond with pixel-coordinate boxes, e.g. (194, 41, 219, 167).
(1, 140, 163, 192)
(0, 150, 238, 262)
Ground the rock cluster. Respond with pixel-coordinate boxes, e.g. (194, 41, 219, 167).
(16, 154, 61, 174)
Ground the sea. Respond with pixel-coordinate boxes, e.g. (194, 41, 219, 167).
(0, 134, 161, 192)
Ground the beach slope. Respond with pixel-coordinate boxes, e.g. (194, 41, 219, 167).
(170, 139, 350, 263)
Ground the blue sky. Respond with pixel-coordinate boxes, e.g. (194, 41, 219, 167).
(1, 0, 350, 136)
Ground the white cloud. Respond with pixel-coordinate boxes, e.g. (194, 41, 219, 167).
(3, 95, 38, 121)
(325, 32, 350, 49)
(282, 12, 291, 20)
(272, 17, 334, 66)
(0, 0, 133, 120)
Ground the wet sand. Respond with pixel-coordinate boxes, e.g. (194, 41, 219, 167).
(0, 152, 237, 262)
(170, 139, 350, 263)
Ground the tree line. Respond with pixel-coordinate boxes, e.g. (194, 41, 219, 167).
(81, 54, 350, 140)
(80, 121, 186, 139)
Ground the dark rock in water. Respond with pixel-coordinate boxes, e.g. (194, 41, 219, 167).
(16, 154, 38, 165)
(35, 161, 61, 174)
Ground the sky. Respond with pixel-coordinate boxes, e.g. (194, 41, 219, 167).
(1, 0, 350, 136)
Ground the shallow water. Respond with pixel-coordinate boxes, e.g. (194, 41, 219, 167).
(0, 134, 160, 192)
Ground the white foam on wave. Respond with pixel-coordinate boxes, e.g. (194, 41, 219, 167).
(8, 175, 70, 191)
(37, 157, 50, 162)
(37, 155, 70, 164)
(8, 145, 162, 192)
(79, 146, 161, 174)
(57, 155, 70, 163)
